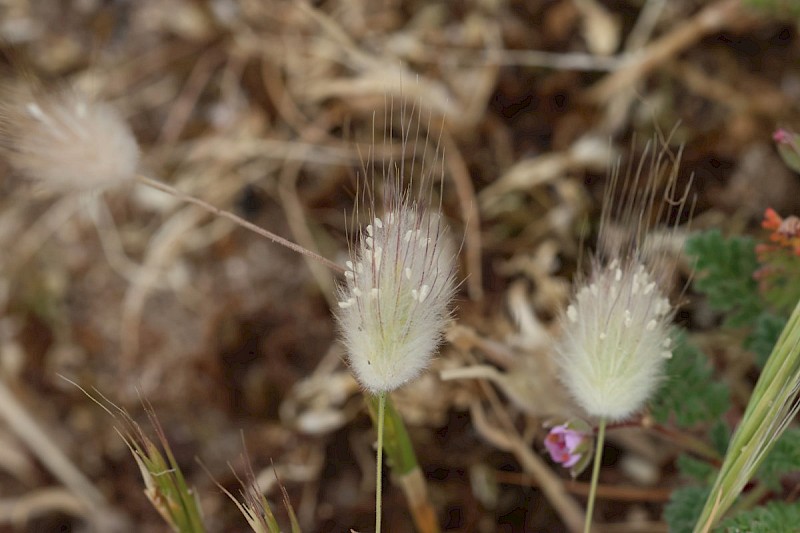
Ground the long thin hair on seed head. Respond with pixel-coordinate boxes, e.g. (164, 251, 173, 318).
(598, 131, 695, 284)
(353, 93, 446, 226)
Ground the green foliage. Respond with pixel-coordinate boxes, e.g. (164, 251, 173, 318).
(720, 501, 800, 533)
(694, 300, 800, 531)
(757, 427, 800, 491)
(710, 418, 731, 456)
(746, 313, 788, 368)
(677, 454, 716, 484)
(686, 230, 761, 327)
(118, 411, 207, 533)
(664, 485, 710, 533)
(650, 332, 730, 427)
(777, 142, 800, 174)
(744, 0, 800, 22)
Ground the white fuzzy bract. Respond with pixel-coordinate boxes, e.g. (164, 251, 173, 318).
(0, 88, 139, 192)
(337, 205, 456, 393)
(556, 259, 674, 421)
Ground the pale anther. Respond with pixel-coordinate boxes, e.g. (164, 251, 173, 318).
(567, 305, 578, 323)
(418, 285, 430, 303)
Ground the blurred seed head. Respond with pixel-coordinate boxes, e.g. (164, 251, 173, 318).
(0, 85, 139, 192)
(555, 140, 692, 421)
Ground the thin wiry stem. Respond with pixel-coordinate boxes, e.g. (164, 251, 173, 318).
(136, 174, 344, 274)
(584, 418, 607, 533)
(376, 391, 387, 533)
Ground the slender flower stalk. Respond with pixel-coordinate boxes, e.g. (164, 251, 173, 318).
(375, 392, 386, 533)
(693, 299, 800, 532)
(555, 141, 692, 532)
(585, 418, 606, 533)
(364, 393, 440, 532)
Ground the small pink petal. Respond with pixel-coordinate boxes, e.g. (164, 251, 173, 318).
(774, 128, 793, 145)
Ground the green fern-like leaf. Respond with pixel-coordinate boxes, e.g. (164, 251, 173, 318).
(710, 418, 731, 456)
(686, 230, 762, 327)
(677, 454, 716, 484)
(721, 500, 800, 533)
(746, 313, 788, 368)
(757, 427, 800, 491)
(664, 485, 710, 533)
(650, 331, 730, 427)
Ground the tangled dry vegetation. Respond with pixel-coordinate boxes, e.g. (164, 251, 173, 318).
(0, 1, 798, 532)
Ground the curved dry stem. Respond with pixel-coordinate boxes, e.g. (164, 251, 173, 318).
(137, 175, 344, 274)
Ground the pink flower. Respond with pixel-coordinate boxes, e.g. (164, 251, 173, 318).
(773, 128, 793, 145)
(545, 424, 589, 468)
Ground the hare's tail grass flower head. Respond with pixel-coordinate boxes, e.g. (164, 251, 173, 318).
(337, 203, 457, 394)
(0, 84, 139, 192)
(336, 99, 458, 395)
(557, 139, 692, 533)
(556, 140, 692, 422)
(336, 98, 457, 533)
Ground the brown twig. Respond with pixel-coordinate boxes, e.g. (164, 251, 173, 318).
(494, 470, 673, 503)
(586, 0, 744, 104)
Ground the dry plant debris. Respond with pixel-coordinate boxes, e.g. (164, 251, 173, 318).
(0, 1, 797, 532)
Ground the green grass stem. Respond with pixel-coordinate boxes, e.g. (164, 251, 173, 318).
(693, 299, 800, 531)
(584, 418, 606, 533)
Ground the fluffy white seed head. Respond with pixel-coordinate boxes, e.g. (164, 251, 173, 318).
(337, 205, 456, 393)
(556, 141, 692, 421)
(0, 86, 139, 192)
(557, 260, 674, 420)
